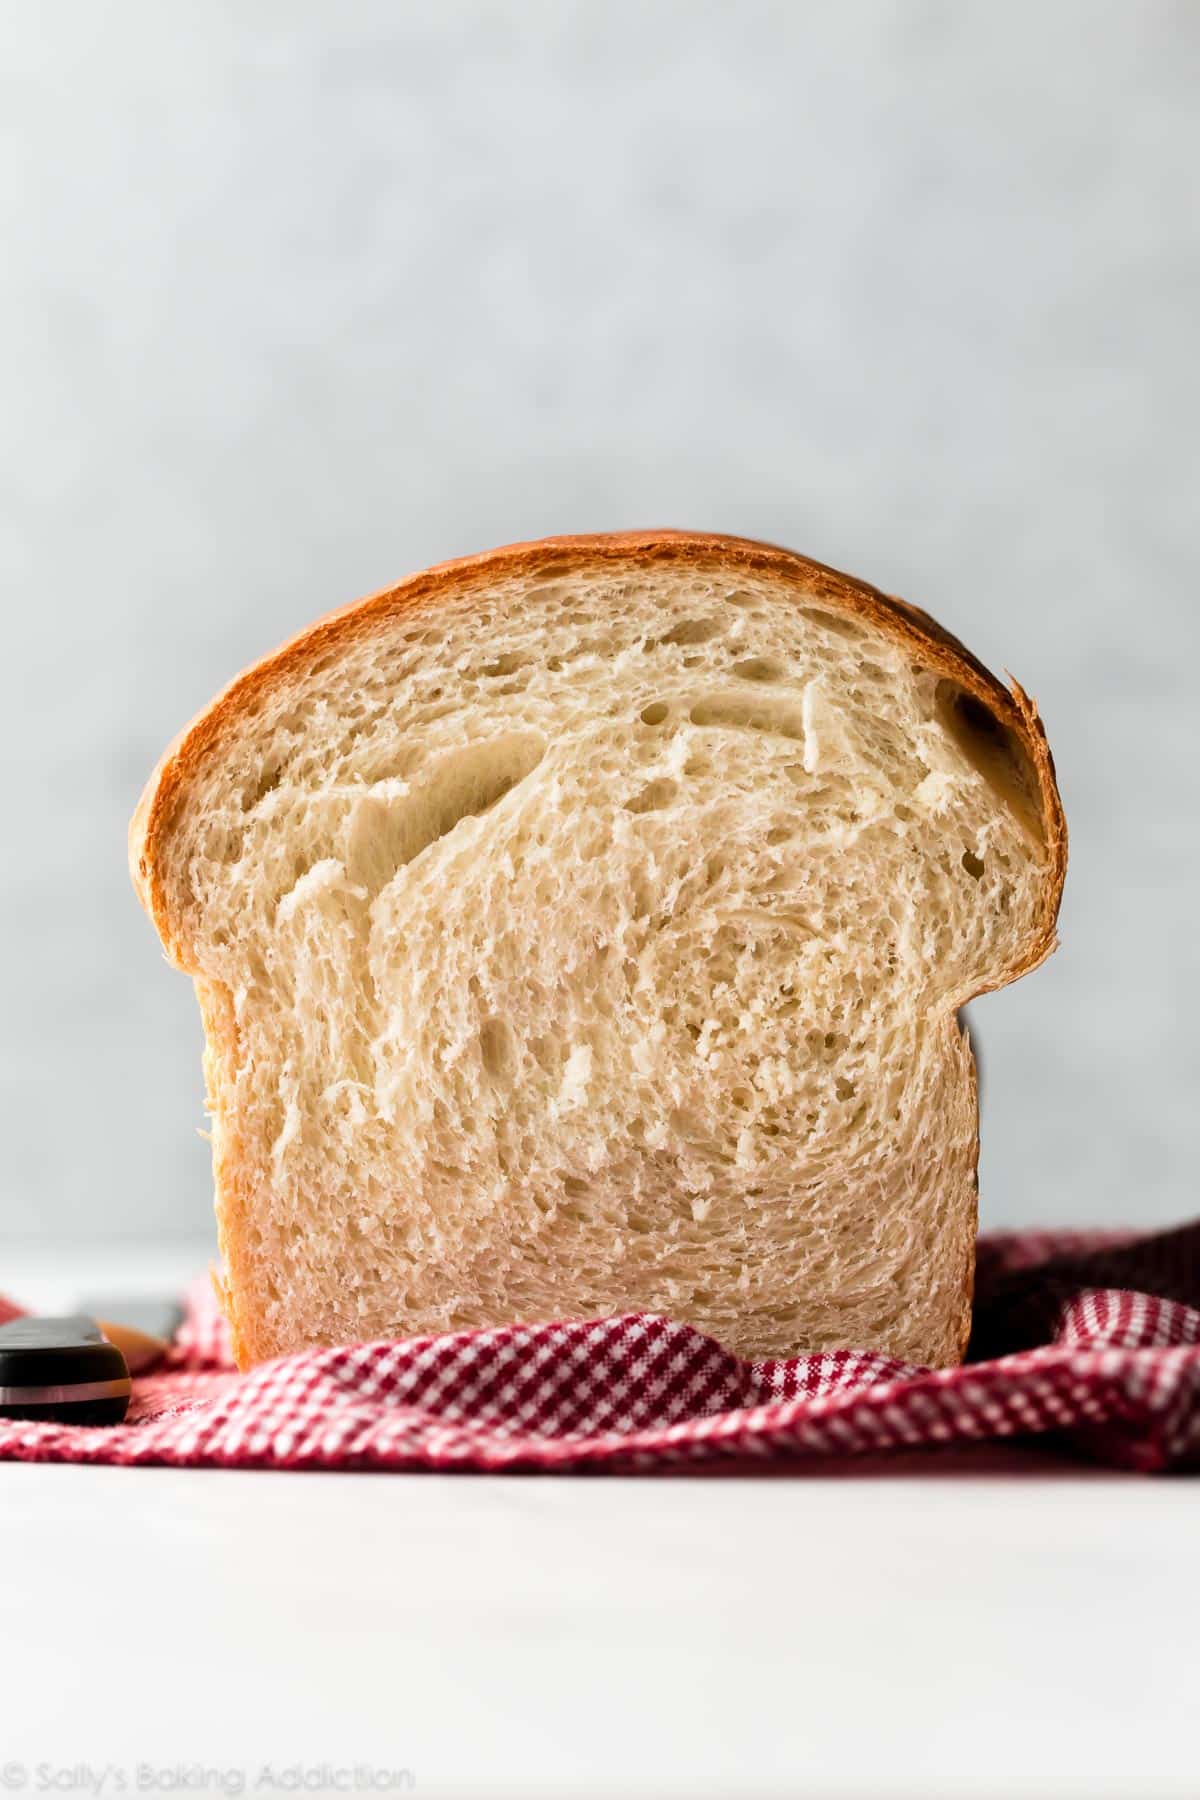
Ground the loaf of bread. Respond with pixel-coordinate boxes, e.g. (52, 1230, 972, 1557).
(131, 533, 1065, 1369)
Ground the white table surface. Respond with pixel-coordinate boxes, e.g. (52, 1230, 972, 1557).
(1, 1250, 1196, 1800)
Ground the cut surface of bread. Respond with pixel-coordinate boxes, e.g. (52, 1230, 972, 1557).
(132, 532, 1065, 1369)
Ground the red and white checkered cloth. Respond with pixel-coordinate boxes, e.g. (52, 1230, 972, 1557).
(2, 1222, 1197, 1473)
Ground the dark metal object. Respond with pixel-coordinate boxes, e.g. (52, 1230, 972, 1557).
(0, 1314, 132, 1424)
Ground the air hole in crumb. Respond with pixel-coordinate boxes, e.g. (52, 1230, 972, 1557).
(835, 1077, 856, 1101)
(626, 778, 678, 814)
(202, 824, 242, 864)
(894, 803, 914, 822)
(479, 1018, 514, 1079)
(478, 651, 528, 679)
(962, 849, 986, 880)
(730, 1088, 753, 1111)
(346, 732, 544, 894)
(802, 606, 864, 641)
(562, 1174, 588, 1198)
(689, 695, 804, 739)
(243, 760, 284, 811)
(660, 617, 723, 647)
(732, 657, 785, 682)
(955, 690, 1005, 740)
(766, 825, 792, 845)
(640, 700, 670, 726)
(935, 679, 1043, 841)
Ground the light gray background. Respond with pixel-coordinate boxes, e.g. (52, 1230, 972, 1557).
(2, 1, 1196, 1247)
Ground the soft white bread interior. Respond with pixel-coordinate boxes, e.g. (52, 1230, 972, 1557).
(132, 533, 1065, 1369)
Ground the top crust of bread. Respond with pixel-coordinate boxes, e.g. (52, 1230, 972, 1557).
(131, 529, 1066, 970)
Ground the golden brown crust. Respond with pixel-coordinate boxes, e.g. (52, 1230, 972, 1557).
(130, 531, 1066, 1369)
(956, 1015, 981, 1363)
(193, 973, 255, 1367)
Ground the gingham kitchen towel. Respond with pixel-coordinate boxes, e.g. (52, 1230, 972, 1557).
(1, 1222, 1197, 1472)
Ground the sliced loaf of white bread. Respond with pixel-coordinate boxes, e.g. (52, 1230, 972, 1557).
(132, 533, 1065, 1369)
